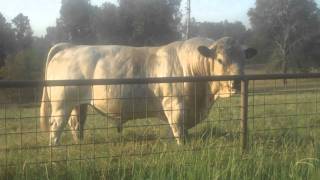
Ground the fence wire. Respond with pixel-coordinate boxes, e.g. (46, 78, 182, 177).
(0, 74, 320, 178)
(248, 78, 320, 149)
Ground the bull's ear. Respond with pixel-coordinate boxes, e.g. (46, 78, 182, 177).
(244, 48, 257, 59)
(198, 46, 214, 58)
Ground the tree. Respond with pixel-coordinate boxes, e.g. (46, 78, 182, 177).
(0, 13, 45, 82)
(45, 0, 182, 46)
(301, 34, 320, 70)
(12, 13, 33, 50)
(118, 0, 182, 46)
(45, 19, 69, 44)
(248, 0, 320, 76)
(60, 0, 96, 44)
(181, 17, 198, 39)
(0, 13, 16, 67)
(94, 2, 122, 44)
(0, 48, 43, 102)
(190, 20, 248, 43)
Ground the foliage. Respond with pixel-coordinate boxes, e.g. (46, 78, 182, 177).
(188, 20, 249, 43)
(12, 13, 33, 50)
(0, 49, 43, 102)
(2, 0, 320, 84)
(59, 0, 97, 44)
(46, 0, 182, 46)
(0, 13, 16, 67)
(94, 2, 121, 44)
(117, 0, 182, 46)
(2, 38, 49, 80)
(45, 19, 69, 44)
(248, 0, 320, 73)
(0, 12, 46, 81)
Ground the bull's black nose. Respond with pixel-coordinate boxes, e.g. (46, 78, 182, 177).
(234, 80, 241, 91)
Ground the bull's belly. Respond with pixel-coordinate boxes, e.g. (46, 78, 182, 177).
(90, 85, 163, 121)
(89, 85, 211, 128)
(91, 99, 163, 120)
(90, 101, 208, 129)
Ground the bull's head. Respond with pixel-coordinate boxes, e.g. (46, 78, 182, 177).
(197, 37, 257, 98)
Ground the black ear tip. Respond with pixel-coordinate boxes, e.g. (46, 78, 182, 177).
(197, 46, 206, 51)
(245, 48, 258, 59)
(198, 46, 213, 58)
(250, 48, 258, 55)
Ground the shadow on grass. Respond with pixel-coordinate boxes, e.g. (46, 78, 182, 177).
(251, 130, 316, 147)
(189, 126, 240, 142)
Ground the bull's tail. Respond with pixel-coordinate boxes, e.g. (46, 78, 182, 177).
(40, 86, 50, 131)
(40, 43, 74, 131)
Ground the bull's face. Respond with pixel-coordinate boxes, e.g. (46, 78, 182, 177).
(198, 37, 257, 98)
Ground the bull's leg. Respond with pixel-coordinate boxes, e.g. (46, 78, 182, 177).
(78, 104, 88, 140)
(160, 112, 176, 140)
(49, 103, 72, 145)
(68, 104, 88, 143)
(117, 124, 123, 133)
(68, 108, 79, 142)
(161, 97, 185, 145)
(115, 117, 123, 133)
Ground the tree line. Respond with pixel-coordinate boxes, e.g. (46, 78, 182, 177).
(1, 0, 320, 82)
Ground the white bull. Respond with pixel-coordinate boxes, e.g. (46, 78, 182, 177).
(40, 37, 257, 145)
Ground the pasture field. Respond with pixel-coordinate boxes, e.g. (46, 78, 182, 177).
(0, 79, 320, 179)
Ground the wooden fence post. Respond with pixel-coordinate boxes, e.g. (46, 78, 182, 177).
(241, 79, 249, 152)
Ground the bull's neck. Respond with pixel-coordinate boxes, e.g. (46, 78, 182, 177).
(188, 57, 212, 77)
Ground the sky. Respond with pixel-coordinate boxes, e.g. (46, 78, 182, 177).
(0, 0, 319, 36)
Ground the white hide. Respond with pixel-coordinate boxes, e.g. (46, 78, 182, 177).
(40, 37, 252, 145)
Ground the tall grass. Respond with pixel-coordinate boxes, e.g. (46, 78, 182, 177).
(0, 79, 320, 179)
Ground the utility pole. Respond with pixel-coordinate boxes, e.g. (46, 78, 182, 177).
(186, 0, 191, 40)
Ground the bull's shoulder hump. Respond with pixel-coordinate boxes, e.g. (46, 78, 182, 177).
(157, 38, 214, 54)
(183, 37, 214, 47)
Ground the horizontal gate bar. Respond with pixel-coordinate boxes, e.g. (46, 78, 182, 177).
(1, 73, 320, 87)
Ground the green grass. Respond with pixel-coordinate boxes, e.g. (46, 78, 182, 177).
(1, 79, 320, 179)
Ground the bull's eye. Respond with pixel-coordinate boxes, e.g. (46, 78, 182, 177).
(217, 59, 223, 64)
